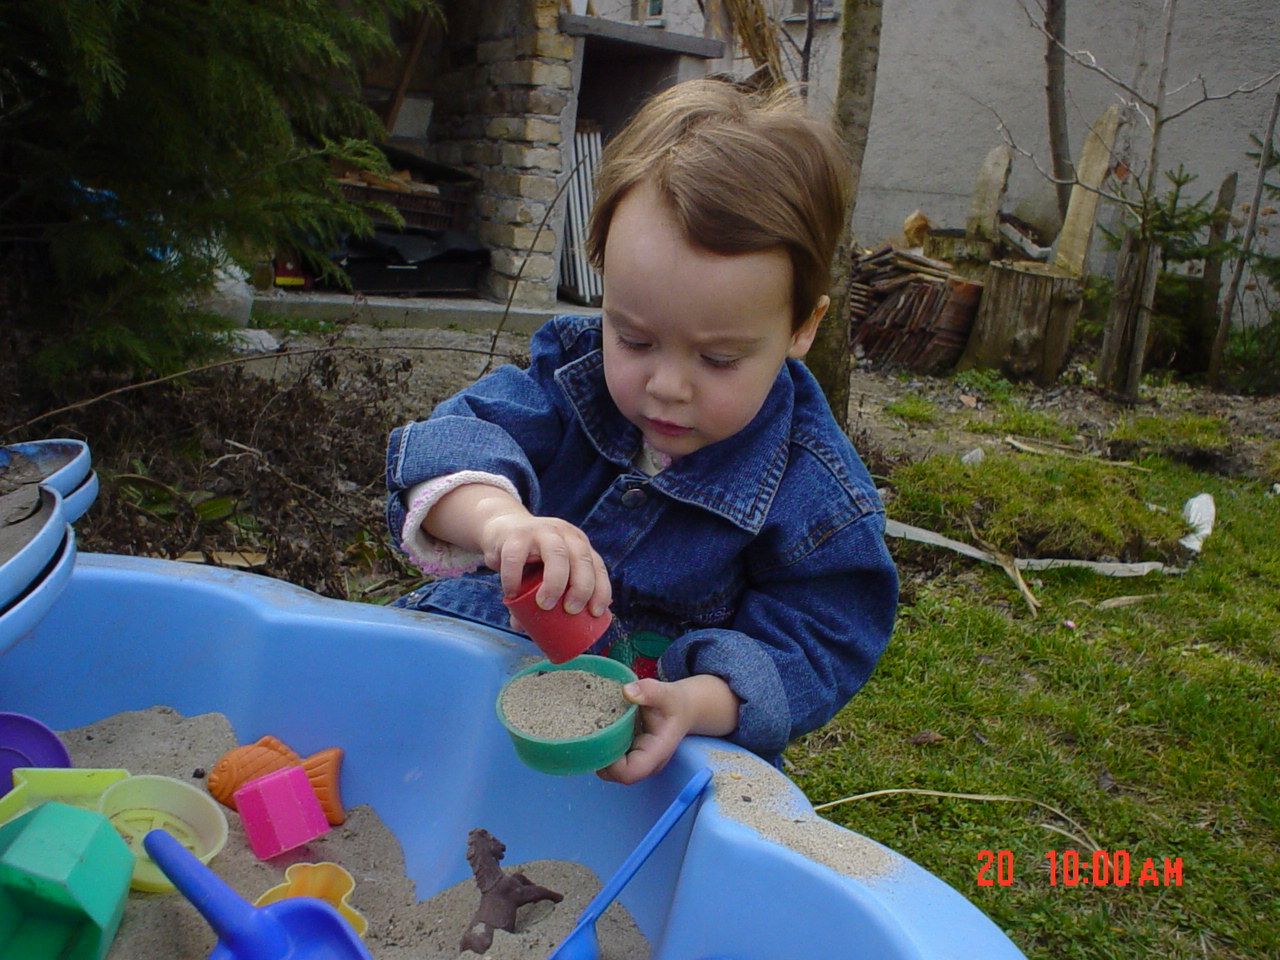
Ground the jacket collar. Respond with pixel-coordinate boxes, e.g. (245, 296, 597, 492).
(555, 348, 793, 534)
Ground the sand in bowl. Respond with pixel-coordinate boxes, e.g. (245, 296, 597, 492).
(63, 706, 649, 959)
(500, 670, 629, 739)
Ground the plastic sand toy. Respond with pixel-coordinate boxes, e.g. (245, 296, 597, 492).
(0, 440, 91, 501)
(62, 471, 99, 525)
(0, 767, 129, 825)
(550, 767, 712, 960)
(97, 774, 229, 893)
(502, 564, 612, 663)
(0, 713, 72, 796)
(0, 547, 1028, 959)
(143, 829, 373, 960)
(0, 801, 134, 960)
(234, 766, 330, 859)
(497, 655, 638, 775)
(255, 863, 368, 938)
(0, 523, 76, 658)
(208, 736, 345, 826)
(0, 487, 65, 613)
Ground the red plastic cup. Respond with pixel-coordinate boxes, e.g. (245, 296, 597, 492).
(502, 565, 612, 664)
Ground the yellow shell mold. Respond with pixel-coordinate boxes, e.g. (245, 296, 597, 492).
(254, 861, 368, 937)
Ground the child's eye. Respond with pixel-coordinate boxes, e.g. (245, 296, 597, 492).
(615, 334, 649, 351)
(702, 355, 740, 369)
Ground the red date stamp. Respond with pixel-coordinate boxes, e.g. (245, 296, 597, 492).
(977, 849, 1184, 888)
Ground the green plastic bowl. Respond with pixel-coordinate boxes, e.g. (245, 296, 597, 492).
(497, 655, 638, 776)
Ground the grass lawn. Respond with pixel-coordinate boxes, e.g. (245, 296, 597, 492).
(789, 454, 1280, 959)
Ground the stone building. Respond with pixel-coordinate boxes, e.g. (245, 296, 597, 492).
(375, 0, 1278, 309)
(378, 1, 735, 309)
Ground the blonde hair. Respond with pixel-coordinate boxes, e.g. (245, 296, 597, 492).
(586, 78, 851, 332)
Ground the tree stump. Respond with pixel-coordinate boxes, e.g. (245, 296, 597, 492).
(922, 229, 991, 282)
(956, 260, 1082, 385)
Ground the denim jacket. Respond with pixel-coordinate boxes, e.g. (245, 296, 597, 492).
(386, 314, 898, 763)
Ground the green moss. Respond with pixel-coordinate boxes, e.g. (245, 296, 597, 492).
(952, 368, 1015, 402)
(885, 395, 939, 424)
(969, 401, 1076, 444)
(1108, 413, 1230, 452)
(888, 452, 1188, 561)
(1107, 414, 1234, 471)
(1261, 442, 1280, 483)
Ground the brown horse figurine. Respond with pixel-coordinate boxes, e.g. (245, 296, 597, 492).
(460, 828, 564, 954)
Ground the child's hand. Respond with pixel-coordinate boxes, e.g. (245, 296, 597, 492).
(597, 675, 740, 785)
(480, 511, 612, 620)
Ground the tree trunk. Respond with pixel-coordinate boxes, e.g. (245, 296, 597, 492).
(1190, 171, 1238, 373)
(1100, 0, 1177, 401)
(1209, 87, 1280, 387)
(1098, 231, 1160, 395)
(956, 261, 1082, 385)
(801, 0, 816, 86)
(817, 0, 882, 432)
(1045, 0, 1072, 220)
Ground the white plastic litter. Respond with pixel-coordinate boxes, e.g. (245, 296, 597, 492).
(885, 492, 1219, 581)
(961, 448, 986, 465)
(1178, 493, 1215, 554)
(225, 328, 281, 355)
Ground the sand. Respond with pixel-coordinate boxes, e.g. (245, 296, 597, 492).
(61, 706, 650, 960)
(707, 749, 898, 881)
(500, 670, 628, 740)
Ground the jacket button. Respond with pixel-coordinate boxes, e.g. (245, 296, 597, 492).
(621, 487, 646, 508)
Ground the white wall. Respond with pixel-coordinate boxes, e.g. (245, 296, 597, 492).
(826, 0, 1280, 262)
(592, 0, 1280, 281)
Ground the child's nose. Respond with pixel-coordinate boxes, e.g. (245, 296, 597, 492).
(645, 363, 692, 403)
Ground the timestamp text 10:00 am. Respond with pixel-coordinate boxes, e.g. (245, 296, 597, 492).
(977, 849, 1184, 888)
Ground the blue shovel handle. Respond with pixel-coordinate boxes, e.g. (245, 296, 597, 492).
(144, 828, 290, 957)
(576, 767, 713, 928)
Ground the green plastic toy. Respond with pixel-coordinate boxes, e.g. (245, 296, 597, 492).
(0, 768, 130, 827)
(0, 801, 134, 960)
(496, 655, 639, 776)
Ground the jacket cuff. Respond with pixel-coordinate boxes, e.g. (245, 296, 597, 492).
(658, 629, 791, 760)
(400, 471, 519, 576)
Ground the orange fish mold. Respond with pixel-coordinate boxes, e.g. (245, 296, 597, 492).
(254, 861, 368, 937)
(207, 735, 346, 825)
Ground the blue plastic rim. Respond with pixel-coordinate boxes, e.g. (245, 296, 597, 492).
(0, 486, 65, 611)
(0, 525, 76, 658)
(62, 472, 99, 525)
(0, 555, 1028, 960)
(0, 440, 91, 498)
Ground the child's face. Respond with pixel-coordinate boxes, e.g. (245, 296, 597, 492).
(600, 180, 826, 461)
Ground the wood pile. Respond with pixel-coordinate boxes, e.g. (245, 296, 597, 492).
(849, 244, 984, 374)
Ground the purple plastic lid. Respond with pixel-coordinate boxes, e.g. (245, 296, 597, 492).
(0, 712, 72, 796)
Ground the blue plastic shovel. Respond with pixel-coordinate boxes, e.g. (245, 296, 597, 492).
(143, 829, 372, 960)
(548, 767, 713, 960)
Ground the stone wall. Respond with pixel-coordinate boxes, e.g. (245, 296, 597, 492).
(418, 1, 579, 307)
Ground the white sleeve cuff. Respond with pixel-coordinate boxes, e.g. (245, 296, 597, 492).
(400, 471, 520, 577)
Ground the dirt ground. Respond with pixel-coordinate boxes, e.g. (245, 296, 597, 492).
(265, 321, 1280, 480)
(7, 318, 1278, 602)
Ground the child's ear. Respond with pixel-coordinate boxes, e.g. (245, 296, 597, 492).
(787, 295, 829, 359)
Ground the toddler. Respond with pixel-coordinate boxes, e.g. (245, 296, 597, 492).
(386, 78, 898, 784)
